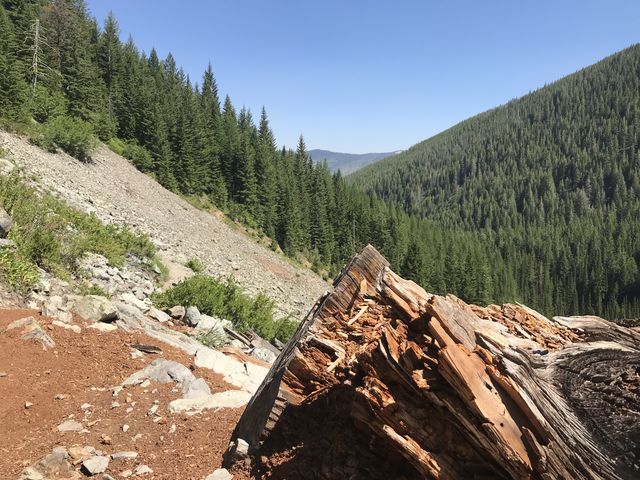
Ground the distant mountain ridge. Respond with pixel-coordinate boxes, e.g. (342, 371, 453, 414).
(308, 149, 401, 175)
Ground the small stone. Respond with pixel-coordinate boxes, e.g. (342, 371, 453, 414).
(100, 434, 112, 445)
(168, 424, 176, 434)
(120, 470, 133, 478)
(111, 451, 138, 461)
(54, 393, 68, 400)
(126, 407, 134, 414)
(168, 305, 185, 320)
(122, 424, 130, 433)
(20, 466, 44, 480)
(205, 468, 233, 480)
(103, 475, 116, 480)
(57, 419, 84, 432)
(68, 446, 92, 464)
(146, 404, 159, 416)
(81, 455, 109, 476)
(88, 322, 118, 333)
(112, 386, 123, 397)
(147, 308, 170, 323)
(133, 465, 153, 476)
(81, 403, 92, 410)
(52, 320, 81, 333)
(152, 416, 163, 423)
(132, 433, 143, 442)
(0, 371, 7, 377)
(25, 401, 33, 409)
(139, 379, 151, 388)
(111, 401, 121, 409)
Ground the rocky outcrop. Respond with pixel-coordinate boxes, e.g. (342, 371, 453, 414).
(226, 245, 640, 480)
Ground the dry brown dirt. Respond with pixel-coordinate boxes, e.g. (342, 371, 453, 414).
(0, 309, 242, 480)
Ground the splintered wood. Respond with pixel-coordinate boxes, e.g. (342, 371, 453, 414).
(226, 245, 640, 480)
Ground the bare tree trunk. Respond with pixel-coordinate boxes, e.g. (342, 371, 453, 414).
(225, 245, 639, 479)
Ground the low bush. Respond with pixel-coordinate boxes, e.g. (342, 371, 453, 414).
(152, 274, 296, 342)
(32, 116, 97, 162)
(185, 257, 204, 273)
(122, 142, 153, 172)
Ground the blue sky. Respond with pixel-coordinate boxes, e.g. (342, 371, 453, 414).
(87, 1, 640, 153)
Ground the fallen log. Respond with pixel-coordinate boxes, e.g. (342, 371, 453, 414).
(225, 245, 639, 479)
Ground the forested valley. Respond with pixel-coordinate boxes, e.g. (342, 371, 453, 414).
(1, 0, 638, 320)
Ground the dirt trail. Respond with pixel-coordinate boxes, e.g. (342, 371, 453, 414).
(0, 309, 243, 479)
(0, 131, 328, 318)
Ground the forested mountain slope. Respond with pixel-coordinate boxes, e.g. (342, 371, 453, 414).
(353, 45, 640, 319)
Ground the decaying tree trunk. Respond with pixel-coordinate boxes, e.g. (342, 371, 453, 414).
(225, 245, 640, 479)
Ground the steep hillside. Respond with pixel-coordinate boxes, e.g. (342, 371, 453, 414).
(0, 131, 328, 319)
(353, 45, 640, 319)
(308, 149, 400, 174)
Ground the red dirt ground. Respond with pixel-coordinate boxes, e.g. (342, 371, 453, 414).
(0, 309, 243, 479)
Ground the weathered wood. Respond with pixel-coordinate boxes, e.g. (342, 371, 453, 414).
(225, 245, 640, 479)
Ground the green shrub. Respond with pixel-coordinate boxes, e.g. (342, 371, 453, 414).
(123, 142, 153, 172)
(0, 248, 39, 293)
(107, 137, 126, 156)
(185, 257, 204, 273)
(35, 116, 98, 161)
(152, 274, 294, 342)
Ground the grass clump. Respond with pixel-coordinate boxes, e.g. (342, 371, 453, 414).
(185, 257, 204, 273)
(0, 247, 39, 293)
(0, 173, 156, 292)
(152, 274, 298, 342)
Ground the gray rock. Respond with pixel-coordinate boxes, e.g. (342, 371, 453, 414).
(110, 451, 138, 461)
(0, 238, 15, 249)
(205, 468, 233, 480)
(123, 358, 212, 405)
(251, 347, 277, 364)
(21, 447, 79, 480)
(0, 208, 11, 238)
(57, 419, 84, 432)
(55, 310, 73, 323)
(168, 305, 185, 320)
(81, 455, 110, 476)
(20, 467, 44, 480)
(114, 301, 145, 330)
(52, 320, 81, 334)
(184, 305, 201, 326)
(71, 295, 118, 323)
(147, 307, 170, 323)
(183, 377, 212, 399)
(133, 465, 153, 476)
(88, 322, 117, 332)
(7, 316, 55, 350)
(120, 292, 149, 312)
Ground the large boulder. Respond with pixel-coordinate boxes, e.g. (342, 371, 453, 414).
(71, 295, 118, 323)
(0, 208, 12, 238)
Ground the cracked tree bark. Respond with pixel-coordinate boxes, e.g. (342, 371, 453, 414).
(225, 245, 639, 479)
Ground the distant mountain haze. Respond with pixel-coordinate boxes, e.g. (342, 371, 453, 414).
(308, 149, 401, 175)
